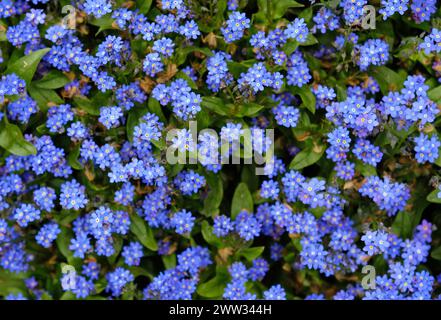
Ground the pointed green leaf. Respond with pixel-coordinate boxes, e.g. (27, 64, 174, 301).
(6, 48, 50, 85)
(231, 182, 254, 219)
(0, 122, 37, 156)
(130, 213, 158, 251)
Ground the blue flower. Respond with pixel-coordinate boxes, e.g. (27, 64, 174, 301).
(206, 52, 233, 92)
(235, 210, 261, 241)
(106, 267, 134, 296)
(273, 105, 299, 127)
(179, 20, 200, 39)
(213, 215, 234, 237)
(286, 51, 311, 87)
(284, 18, 309, 43)
(46, 104, 74, 133)
(340, 0, 367, 24)
(33, 187, 56, 211)
(249, 258, 269, 281)
(171, 210, 195, 234)
(410, 0, 436, 23)
(174, 170, 206, 196)
(153, 37, 175, 57)
(35, 222, 60, 248)
(359, 176, 410, 216)
(83, 0, 112, 18)
(380, 0, 409, 19)
(357, 39, 389, 71)
(313, 8, 340, 33)
(59, 179, 88, 210)
(122, 242, 144, 266)
(99, 106, 124, 129)
(143, 53, 164, 77)
(264, 285, 286, 300)
(13, 203, 41, 227)
(414, 133, 440, 164)
(221, 11, 250, 43)
(361, 230, 390, 256)
(7, 96, 38, 124)
(260, 180, 280, 200)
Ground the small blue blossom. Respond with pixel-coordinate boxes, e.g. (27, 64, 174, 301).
(213, 215, 234, 237)
(122, 242, 143, 266)
(171, 210, 195, 235)
(35, 222, 60, 248)
(414, 133, 440, 164)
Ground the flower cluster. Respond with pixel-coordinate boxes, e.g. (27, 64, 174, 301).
(359, 177, 410, 216)
(0, 0, 441, 302)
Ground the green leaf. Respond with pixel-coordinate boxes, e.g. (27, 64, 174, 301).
(40, 292, 53, 300)
(89, 15, 115, 34)
(72, 96, 100, 116)
(336, 83, 347, 101)
(354, 159, 377, 177)
(148, 97, 167, 123)
(197, 267, 229, 298)
(130, 213, 158, 251)
(289, 145, 325, 170)
(94, 279, 108, 294)
(162, 254, 177, 269)
(196, 109, 211, 129)
(176, 71, 198, 90)
(231, 182, 254, 219)
(235, 102, 265, 117)
(151, 137, 166, 150)
(129, 266, 153, 280)
(428, 85, 441, 103)
(426, 189, 441, 204)
(272, 0, 304, 20)
(0, 271, 27, 296)
(28, 84, 64, 112)
(202, 174, 224, 217)
(176, 46, 213, 66)
(56, 226, 74, 261)
(126, 106, 149, 143)
(6, 48, 50, 85)
(136, 0, 152, 14)
(299, 34, 318, 46)
(201, 221, 222, 247)
(371, 66, 407, 94)
(393, 183, 428, 238)
(431, 246, 441, 260)
(227, 60, 257, 78)
(32, 70, 70, 89)
(391, 211, 413, 239)
(108, 236, 123, 265)
(292, 85, 316, 114)
(282, 40, 299, 56)
(0, 122, 37, 156)
(60, 292, 76, 300)
(298, 6, 313, 22)
(201, 97, 230, 116)
(237, 246, 264, 261)
(67, 144, 83, 170)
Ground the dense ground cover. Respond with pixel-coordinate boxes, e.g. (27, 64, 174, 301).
(0, 0, 441, 300)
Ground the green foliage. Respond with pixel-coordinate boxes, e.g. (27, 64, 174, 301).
(231, 182, 254, 219)
(6, 48, 50, 85)
(130, 213, 158, 251)
(0, 121, 37, 156)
